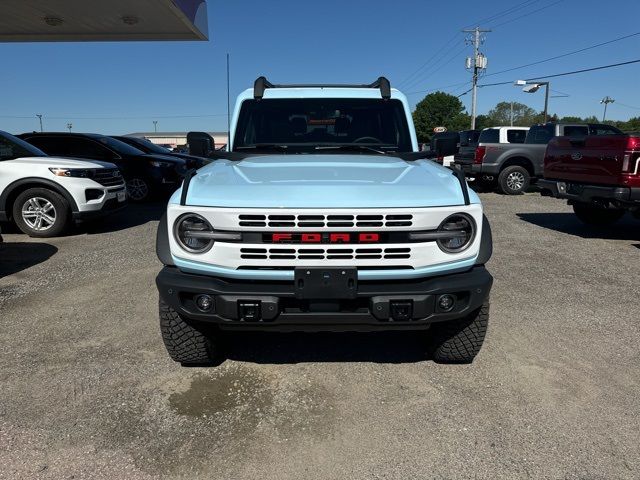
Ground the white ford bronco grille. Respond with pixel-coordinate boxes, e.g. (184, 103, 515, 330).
(238, 213, 413, 228)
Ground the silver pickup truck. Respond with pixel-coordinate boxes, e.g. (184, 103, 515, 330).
(453, 123, 623, 194)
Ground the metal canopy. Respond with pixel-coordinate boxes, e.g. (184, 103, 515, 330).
(0, 0, 208, 42)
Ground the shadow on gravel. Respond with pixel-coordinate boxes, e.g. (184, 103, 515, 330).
(76, 201, 165, 236)
(0, 242, 58, 278)
(517, 212, 640, 241)
(223, 331, 430, 364)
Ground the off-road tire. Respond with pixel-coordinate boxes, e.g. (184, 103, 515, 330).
(429, 299, 489, 363)
(12, 187, 70, 238)
(159, 298, 219, 365)
(572, 203, 625, 226)
(498, 165, 530, 195)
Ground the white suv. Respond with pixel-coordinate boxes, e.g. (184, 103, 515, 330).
(0, 131, 127, 237)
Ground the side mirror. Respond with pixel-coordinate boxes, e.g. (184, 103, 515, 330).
(187, 131, 215, 157)
(430, 131, 459, 157)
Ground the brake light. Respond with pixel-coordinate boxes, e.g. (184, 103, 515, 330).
(474, 146, 486, 164)
(622, 136, 640, 175)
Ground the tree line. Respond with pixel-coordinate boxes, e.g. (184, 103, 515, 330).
(412, 91, 640, 142)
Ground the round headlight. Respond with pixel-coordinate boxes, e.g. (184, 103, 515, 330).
(174, 213, 214, 253)
(436, 213, 476, 253)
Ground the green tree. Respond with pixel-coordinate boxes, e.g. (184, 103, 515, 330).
(559, 116, 584, 123)
(485, 101, 539, 126)
(412, 91, 470, 142)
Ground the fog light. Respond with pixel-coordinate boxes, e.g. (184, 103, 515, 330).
(437, 294, 455, 312)
(195, 294, 213, 312)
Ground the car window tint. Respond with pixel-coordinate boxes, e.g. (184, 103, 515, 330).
(563, 126, 589, 137)
(478, 128, 499, 143)
(525, 125, 555, 144)
(22, 136, 71, 155)
(0, 133, 46, 160)
(589, 125, 623, 136)
(506, 130, 527, 143)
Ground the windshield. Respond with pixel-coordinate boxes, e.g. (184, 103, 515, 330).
(95, 136, 146, 155)
(0, 131, 47, 160)
(233, 98, 412, 152)
(118, 136, 171, 154)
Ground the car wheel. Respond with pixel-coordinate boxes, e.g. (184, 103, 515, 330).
(12, 188, 70, 238)
(159, 298, 221, 366)
(572, 203, 625, 226)
(126, 177, 151, 202)
(498, 166, 530, 195)
(428, 299, 489, 363)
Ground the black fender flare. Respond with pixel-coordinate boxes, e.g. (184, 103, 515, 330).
(156, 213, 174, 266)
(0, 177, 79, 216)
(476, 214, 493, 265)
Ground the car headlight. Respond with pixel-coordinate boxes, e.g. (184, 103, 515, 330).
(149, 160, 174, 168)
(174, 213, 214, 253)
(49, 167, 95, 178)
(436, 213, 476, 253)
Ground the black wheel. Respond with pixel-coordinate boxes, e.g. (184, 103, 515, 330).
(572, 203, 625, 226)
(159, 298, 220, 365)
(428, 299, 489, 363)
(12, 188, 70, 237)
(498, 166, 530, 195)
(126, 177, 152, 202)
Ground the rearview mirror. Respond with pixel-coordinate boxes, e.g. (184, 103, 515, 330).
(187, 131, 215, 157)
(430, 131, 459, 157)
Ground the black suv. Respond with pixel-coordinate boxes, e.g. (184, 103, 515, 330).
(111, 136, 207, 170)
(19, 132, 188, 201)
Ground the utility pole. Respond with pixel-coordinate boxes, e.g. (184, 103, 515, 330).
(600, 96, 615, 122)
(36, 114, 43, 132)
(153, 120, 158, 132)
(463, 27, 491, 130)
(510, 102, 514, 126)
(226, 53, 231, 142)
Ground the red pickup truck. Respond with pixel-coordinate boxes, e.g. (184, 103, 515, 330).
(538, 134, 640, 225)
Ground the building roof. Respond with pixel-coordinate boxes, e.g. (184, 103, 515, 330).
(0, 0, 208, 42)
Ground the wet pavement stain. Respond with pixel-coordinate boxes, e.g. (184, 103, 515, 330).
(169, 367, 274, 417)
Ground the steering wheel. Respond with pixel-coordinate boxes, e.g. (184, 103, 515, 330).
(353, 136, 382, 144)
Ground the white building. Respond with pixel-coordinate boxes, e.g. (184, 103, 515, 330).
(126, 131, 228, 150)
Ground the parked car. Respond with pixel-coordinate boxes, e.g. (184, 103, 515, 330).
(454, 123, 622, 195)
(538, 133, 639, 225)
(155, 76, 493, 366)
(435, 129, 482, 168)
(112, 136, 207, 169)
(0, 131, 126, 237)
(18, 132, 189, 202)
(453, 126, 530, 193)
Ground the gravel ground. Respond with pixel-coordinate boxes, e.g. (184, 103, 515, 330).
(0, 193, 639, 479)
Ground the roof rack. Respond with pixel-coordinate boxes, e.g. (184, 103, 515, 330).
(253, 76, 391, 100)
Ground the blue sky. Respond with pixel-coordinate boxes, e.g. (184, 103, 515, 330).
(2, 0, 640, 135)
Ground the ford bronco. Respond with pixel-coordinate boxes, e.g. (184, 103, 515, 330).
(155, 77, 493, 365)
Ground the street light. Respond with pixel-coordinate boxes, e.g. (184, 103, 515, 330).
(515, 80, 550, 123)
(600, 96, 615, 122)
(67, 123, 72, 132)
(153, 120, 158, 133)
(36, 114, 43, 132)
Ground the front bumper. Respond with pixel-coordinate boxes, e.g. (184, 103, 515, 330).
(538, 179, 640, 205)
(156, 265, 493, 332)
(453, 161, 481, 175)
(73, 186, 127, 220)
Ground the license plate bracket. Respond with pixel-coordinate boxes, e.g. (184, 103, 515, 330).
(294, 267, 357, 299)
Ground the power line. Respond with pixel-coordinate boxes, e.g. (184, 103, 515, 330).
(0, 113, 228, 120)
(397, 0, 544, 88)
(484, 31, 640, 78)
(487, 0, 565, 28)
(478, 58, 640, 87)
(401, 43, 469, 91)
(405, 81, 472, 96)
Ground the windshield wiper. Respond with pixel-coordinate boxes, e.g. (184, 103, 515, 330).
(314, 145, 389, 154)
(236, 144, 289, 152)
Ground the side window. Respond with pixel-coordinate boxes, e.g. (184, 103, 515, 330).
(526, 125, 555, 144)
(70, 138, 114, 160)
(22, 136, 68, 155)
(589, 125, 622, 136)
(563, 126, 589, 137)
(506, 130, 527, 143)
(478, 128, 499, 143)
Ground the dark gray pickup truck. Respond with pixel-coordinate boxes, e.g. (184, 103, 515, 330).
(454, 123, 623, 194)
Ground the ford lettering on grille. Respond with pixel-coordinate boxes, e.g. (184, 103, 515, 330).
(268, 232, 380, 244)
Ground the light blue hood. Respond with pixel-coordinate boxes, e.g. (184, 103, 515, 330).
(179, 154, 478, 208)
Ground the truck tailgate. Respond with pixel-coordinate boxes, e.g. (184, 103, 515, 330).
(545, 135, 629, 186)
